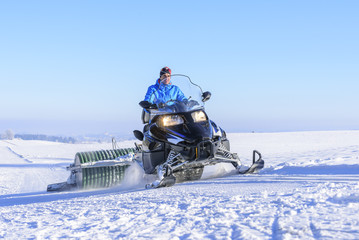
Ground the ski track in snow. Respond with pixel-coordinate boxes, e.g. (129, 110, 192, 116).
(0, 131, 359, 239)
(5, 146, 33, 163)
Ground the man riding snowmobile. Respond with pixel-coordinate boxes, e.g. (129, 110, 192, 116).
(47, 70, 264, 191)
(144, 66, 186, 105)
(136, 68, 264, 188)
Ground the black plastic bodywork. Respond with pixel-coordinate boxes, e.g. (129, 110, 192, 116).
(141, 105, 227, 174)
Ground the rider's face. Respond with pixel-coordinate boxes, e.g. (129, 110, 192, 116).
(160, 74, 171, 84)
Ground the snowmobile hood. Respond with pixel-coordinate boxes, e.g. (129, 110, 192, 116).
(149, 110, 213, 145)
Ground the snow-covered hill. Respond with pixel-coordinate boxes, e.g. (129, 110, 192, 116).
(0, 131, 358, 239)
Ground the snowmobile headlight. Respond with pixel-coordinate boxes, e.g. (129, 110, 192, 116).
(191, 110, 207, 123)
(160, 115, 184, 127)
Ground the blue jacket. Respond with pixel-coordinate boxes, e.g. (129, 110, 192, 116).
(144, 79, 187, 104)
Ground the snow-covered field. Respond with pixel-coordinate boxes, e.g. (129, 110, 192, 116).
(0, 131, 358, 239)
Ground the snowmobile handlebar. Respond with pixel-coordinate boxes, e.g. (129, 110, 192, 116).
(139, 100, 158, 109)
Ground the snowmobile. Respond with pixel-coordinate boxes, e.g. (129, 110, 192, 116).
(47, 74, 264, 191)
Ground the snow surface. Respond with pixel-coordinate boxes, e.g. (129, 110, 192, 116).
(0, 131, 359, 239)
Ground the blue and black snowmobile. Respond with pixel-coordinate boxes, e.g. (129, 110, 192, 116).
(47, 75, 264, 191)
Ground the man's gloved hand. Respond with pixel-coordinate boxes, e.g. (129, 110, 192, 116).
(157, 102, 165, 108)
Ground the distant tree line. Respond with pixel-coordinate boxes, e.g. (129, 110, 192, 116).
(1, 130, 131, 143)
(1, 129, 14, 140)
(14, 134, 76, 143)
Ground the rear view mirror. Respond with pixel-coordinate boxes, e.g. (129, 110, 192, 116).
(202, 91, 211, 102)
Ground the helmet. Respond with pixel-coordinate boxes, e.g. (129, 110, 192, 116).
(160, 66, 171, 77)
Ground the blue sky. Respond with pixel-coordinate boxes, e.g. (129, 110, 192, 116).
(1, 1, 358, 136)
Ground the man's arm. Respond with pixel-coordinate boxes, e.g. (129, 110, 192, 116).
(144, 85, 155, 103)
(176, 87, 187, 102)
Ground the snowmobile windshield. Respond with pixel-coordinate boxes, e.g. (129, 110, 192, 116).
(151, 74, 205, 114)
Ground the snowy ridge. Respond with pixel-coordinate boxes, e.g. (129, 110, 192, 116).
(0, 131, 359, 239)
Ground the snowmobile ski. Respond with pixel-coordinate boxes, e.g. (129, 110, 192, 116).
(145, 175, 177, 189)
(239, 150, 264, 174)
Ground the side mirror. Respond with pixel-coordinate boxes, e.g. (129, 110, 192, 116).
(133, 130, 144, 141)
(202, 91, 211, 102)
